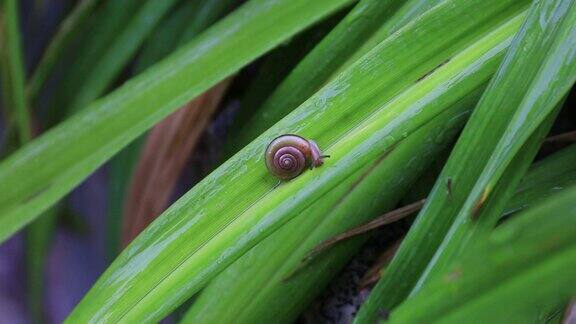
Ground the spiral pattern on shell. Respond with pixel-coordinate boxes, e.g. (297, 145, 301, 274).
(265, 134, 325, 180)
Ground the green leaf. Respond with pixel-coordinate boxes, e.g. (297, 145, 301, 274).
(132, 1, 200, 72)
(0, 1, 52, 322)
(106, 0, 239, 260)
(227, 12, 343, 135)
(26, 208, 57, 323)
(64, 0, 181, 114)
(0, 0, 353, 244)
(182, 101, 474, 324)
(413, 0, 576, 290)
(341, 0, 442, 70)
(504, 144, 576, 216)
(183, 141, 576, 324)
(354, 1, 576, 321)
(389, 184, 576, 323)
(67, 0, 528, 321)
(46, 0, 143, 121)
(0, 0, 31, 143)
(26, 0, 99, 100)
(176, 0, 241, 44)
(227, 0, 441, 152)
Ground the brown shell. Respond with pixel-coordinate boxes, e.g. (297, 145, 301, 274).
(265, 134, 324, 180)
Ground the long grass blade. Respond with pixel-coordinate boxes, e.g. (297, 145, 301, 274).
(64, 0, 181, 114)
(122, 80, 231, 245)
(106, 0, 239, 259)
(226, 13, 343, 136)
(342, 143, 576, 290)
(181, 107, 468, 323)
(355, 1, 576, 321)
(0, 0, 353, 244)
(226, 0, 428, 152)
(45, 0, 142, 118)
(414, 0, 576, 291)
(389, 184, 576, 323)
(67, 0, 529, 321)
(0, 0, 31, 143)
(503, 143, 576, 217)
(0, 1, 50, 322)
(308, 143, 576, 268)
(26, 0, 99, 100)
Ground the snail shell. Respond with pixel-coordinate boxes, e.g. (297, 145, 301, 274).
(265, 134, 325, 180)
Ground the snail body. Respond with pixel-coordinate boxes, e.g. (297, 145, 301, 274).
(265, 135, 326, 180)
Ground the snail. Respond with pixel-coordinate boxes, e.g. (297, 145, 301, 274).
(265, 134, 328, 180)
